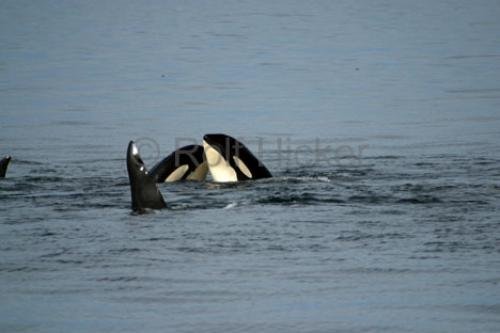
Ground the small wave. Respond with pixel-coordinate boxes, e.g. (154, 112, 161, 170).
(55, 259, 84, 265)
(53, 120, 94, 126)
(108, 248, 142, 254)
(266, 245, 288, 251)
(38, 231, 57, 237)
(0, 266, 47, 273)
(39, 250, 67, 258)
(96, 276, 138, 282)
(256, 193, 345, 205)
(397, 195, 442, 204)
(364, 155, 401, 160)
(257, 192, 317, 205)
(339, 267, 413, 274)
(23, 176, 66, 183)
(143, 237, 175, 242)
(421, 240, 476, 253)
(380, 209, 407, 216)
(279, 176, 331, 183)
(320, 197, 345, 204)
(348, 195, 392, 204)
(10, 159, 44, 166)
(175, 246, 206, 253)
(223, 202, 237, 209)
(392, 183, 455, 193)
(1, 182, 40, 192)
(336, 232, 411, 241)
(130, 208, 161, 216)
(334, 168, 374, 177)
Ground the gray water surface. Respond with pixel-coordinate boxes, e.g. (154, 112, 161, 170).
(1, 1, 500, 332)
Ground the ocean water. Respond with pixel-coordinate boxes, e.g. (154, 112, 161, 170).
(1, 1, 500, 332)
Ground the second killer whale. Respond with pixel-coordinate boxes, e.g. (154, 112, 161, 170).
(203, 133, 272, 183)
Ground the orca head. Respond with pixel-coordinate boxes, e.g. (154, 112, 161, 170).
(126, 141, 166, 212)
(0, 155, 11, 178)
(203, 134, 233, 162)
(203, 134, 263, 182)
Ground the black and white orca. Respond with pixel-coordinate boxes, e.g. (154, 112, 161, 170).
(126, 141, 166, 212)
(0, 156, 11, 178)
(150, 145, 207, 182)
(203, 134, 272, 182)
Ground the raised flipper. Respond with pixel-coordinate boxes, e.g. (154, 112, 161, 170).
(0, 156, 11, 178)
(126, 141, 166, 212)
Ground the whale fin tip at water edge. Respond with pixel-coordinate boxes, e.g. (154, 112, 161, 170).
(0, 155, 11, 178)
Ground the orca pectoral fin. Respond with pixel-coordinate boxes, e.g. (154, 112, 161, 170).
(237, 145, 272, 180)
(151, 145, 206, 183)
(186, 161, 208, 181)
(127, 141, 166, 212)
(0, 156, 11, 178)
(165, 164, 190, 182)
(233, 155, 253, 179)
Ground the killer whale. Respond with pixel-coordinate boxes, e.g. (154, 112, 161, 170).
(203, 134, 272, 182)
(126, 141, 166, 212)
(0, 156, 11, 178)
(150, 145, 208, 182)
